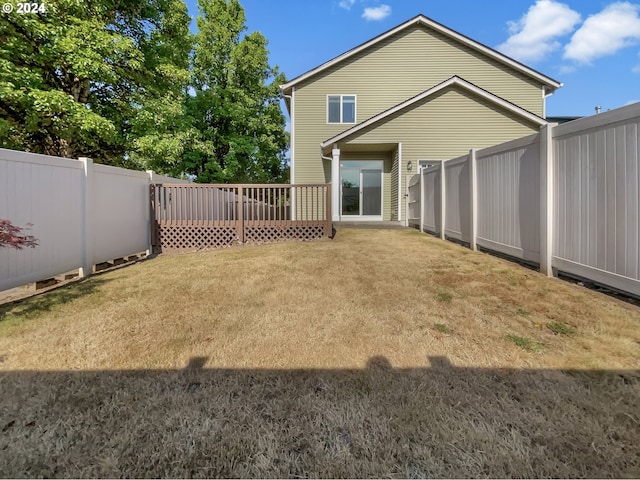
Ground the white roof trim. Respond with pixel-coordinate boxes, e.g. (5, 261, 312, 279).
(281, 15, 562, 93)
(320, 76, 548, 148)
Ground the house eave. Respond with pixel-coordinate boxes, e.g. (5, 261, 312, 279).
(281, 14, 562, 94)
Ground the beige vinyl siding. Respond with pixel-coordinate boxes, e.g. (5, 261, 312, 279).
(340, 151, 392, 221)
(299, 26, 543, 119)
(342, 86, 539, 220)
(293, 24, 544, 187)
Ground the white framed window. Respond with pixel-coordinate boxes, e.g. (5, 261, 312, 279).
(327, 95, 356, 124)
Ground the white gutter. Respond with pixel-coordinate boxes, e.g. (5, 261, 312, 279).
(284, 87, 295, 184)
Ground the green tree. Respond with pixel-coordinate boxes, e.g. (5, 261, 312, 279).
(128, 0, 198, 174)
(184, 0, 289, 183)
(0, 0, 192, 166)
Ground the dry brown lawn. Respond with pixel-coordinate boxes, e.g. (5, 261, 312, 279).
(0, 228, 639, 478)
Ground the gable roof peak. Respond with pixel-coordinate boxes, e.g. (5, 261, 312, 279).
(281, 14, 561, 94)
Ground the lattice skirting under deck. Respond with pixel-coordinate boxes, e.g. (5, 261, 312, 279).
(154, 224, 329, 251)
(244, 225, 326, 244)
(156, 225, 238, 250)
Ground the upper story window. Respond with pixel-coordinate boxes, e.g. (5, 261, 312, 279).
(327, 95, 356, 124)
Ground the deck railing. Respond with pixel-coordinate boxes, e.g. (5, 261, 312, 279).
(151, 183, 331, 250)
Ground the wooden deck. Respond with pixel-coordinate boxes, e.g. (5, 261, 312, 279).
(151, 184, 332, 251)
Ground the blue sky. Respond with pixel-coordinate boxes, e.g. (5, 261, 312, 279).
(185, 0, 640, 117)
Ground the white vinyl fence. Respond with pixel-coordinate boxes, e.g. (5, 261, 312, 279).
(409, 102, 640, 297)
(0, 149, 187, 291)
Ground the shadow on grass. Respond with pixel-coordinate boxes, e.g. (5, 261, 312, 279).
(0, 277, 110, 323)
(0, 356, 638, 478)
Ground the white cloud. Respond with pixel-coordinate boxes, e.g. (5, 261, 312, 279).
(339, 0, 355, 11)
(497, 0, 581, 63)
(625, 99, 640, 104)
(362, 4, 391, 21)
(564, 2, 640, 64)
(558, 64, 577, 74)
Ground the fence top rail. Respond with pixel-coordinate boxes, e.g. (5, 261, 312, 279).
(445, 154, 469, 168)
(94, 163, 150, 179)
(422, 163, 442, 174)
(552, 101, 640, 138)
(0, 148, 85, 170)
(476, 132, 539, 159)
(152, 183, 330, 188)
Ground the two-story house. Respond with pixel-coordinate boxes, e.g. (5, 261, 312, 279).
(281, 14, 561, 223)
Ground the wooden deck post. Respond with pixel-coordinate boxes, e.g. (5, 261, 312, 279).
(236, 185, 244, 244)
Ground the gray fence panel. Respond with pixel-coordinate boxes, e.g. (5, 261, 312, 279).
(421, 166, 440, 234)
(444, 155, 470, 242)
(553, 108, 640, 292)
(476, 137, 541, 262)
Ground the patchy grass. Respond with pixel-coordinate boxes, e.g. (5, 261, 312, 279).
(548, 321, 577, 336)
(435, 292, 453, 303)
(0, 228, 639, 477)
(506, 334, 545, 352)
(433, 322, 452, 334)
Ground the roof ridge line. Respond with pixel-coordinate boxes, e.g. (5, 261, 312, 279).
(281, 14, 561, 94)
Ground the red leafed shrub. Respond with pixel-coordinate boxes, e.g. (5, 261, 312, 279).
(0, 219, 38, 249)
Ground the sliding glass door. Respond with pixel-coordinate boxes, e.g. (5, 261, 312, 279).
(361, 169, 382, 216)
(340, 161, 383, 219)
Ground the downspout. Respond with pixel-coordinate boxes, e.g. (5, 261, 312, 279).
(283, 87, 294, 184)
(283, 87, 295, 218)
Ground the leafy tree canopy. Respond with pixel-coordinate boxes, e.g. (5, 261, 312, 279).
(0, 0, 192, 168)
(184, 0, 289, 183)
(0, 0, 289, 182)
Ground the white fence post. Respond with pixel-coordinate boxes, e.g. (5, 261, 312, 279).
(78, 157, 94, 278)
(405, 175, 412, 227)
(439, 160, 446, 240)
(539, 124, 555, 276)
(469, 149, 478, 251)
(146, 170, 154, 256)
(330, 147, 340, 222)
(419, 168, 425, 233)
